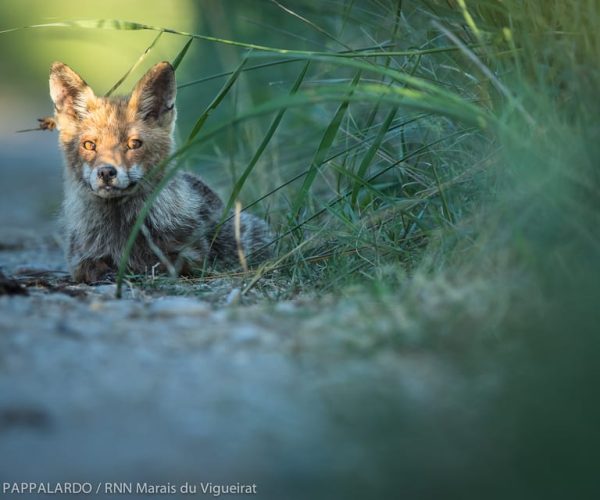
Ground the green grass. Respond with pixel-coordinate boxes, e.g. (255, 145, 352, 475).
(3, 0, 598, 312)
(3, 0, 599, 494)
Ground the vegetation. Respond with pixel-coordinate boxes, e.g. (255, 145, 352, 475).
(4, 0, 597, 333)
(2, 1, 598, 494)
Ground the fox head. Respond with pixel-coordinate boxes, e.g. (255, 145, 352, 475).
(49, 61, 176, 199)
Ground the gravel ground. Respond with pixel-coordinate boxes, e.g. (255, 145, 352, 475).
(0, 135, 496, 499)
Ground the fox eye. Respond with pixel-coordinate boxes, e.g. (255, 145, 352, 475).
(127, 138, 143, 150)
(82, 140, 96, 151)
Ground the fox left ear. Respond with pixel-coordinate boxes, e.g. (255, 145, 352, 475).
(49, 62, 95, 118)
(129, 61, 176, 123)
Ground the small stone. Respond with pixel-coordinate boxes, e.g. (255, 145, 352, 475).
(225, 288, 242, 306)
(274, 301, 296, 313)
(89, 301, 105, 312)
(148, 296, 210, 317)
(231, 325, 260, 344)
(92, 284, 118, 297)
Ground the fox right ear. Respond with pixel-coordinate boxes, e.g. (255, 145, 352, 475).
(129, 61, 176, 124)
(49, 62, 95, 118)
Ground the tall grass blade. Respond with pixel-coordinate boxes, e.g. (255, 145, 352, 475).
(222, 61, 310, 217)
(456, 0, 483, 43)
(240, 114, 428, 214)
(431, 159, 453, 223)
(351, 105, 398, 206)
(252, 130, 470, 257)
(270, 0, 354, 51)
(171, 36, 194, 70)
(339, 0, 356, 36)
(105, 30, 164, 97)
(0, 19, 477, 59)
(431, 19, 534, 125)
(361, 0, 404, 133)
(186, 53, 250, 143)
(177, 43, 393, 90)
(291, 69, 362, 219)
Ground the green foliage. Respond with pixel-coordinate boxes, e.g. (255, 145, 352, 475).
(2, 2, 598, 493)
(2, 0, 597, 309)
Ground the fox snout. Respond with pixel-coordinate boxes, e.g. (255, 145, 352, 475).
(85, 163, 142, 198)
(97, 165, 117, 182)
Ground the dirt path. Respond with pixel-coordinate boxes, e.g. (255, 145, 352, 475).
(0, 139, 491, 499)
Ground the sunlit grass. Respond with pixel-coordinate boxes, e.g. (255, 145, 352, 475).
(2, 0, 597, 318)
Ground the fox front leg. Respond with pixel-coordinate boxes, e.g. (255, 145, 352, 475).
(71, 257, 116, 283)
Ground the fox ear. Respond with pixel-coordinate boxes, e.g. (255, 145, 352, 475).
(49, 62, 95, 118)
(129, 61, 176, 123)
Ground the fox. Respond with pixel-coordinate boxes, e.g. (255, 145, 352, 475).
(48, 61, 272, 283)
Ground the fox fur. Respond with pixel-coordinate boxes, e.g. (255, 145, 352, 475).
(49, 61, 272, 283)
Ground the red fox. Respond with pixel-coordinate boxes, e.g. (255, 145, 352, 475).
(49, 61, 272, 283)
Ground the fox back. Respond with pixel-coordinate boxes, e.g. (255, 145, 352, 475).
(49, 61, 272, 282)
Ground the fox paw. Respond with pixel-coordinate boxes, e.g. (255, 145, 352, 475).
(72, 259, 115, 284)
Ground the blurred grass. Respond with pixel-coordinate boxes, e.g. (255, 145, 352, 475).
(1, 0, 599, 495)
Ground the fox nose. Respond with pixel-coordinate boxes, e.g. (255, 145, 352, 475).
(97, 165, 117, 183)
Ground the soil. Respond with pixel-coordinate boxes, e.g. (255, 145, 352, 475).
(0, 133, 493, 499)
